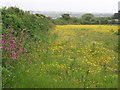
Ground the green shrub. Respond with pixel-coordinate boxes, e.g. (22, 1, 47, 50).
(2, 7, 53, 39)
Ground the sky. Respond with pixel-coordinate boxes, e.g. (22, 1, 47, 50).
(0, 0, 120, 13)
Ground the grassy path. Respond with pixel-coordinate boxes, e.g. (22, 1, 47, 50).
(7, 25, 118, 88)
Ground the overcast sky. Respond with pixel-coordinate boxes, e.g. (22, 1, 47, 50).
(0, 0, 119, 13)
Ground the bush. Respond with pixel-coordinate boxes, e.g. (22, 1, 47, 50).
(2, 7, 53, 39)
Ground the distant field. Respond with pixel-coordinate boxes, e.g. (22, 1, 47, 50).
(3, 25, 118, 88)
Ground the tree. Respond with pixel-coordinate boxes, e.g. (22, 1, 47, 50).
(82, 13, 94, 21)
(98, 17, 109, 24)
(61, 14, 70, 20)
(71, 17, 78, 23)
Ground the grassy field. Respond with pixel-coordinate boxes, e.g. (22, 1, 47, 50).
(3, 25, 118, 88)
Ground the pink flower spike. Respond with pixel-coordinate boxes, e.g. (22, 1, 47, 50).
(20, 48, 23, 51)
(2, 40, 5, 43)
(11, 46, 14, 48)
(5, 47, 9, 50)
(6, 55, 9, 56)
(12, 53, 18, 59)
(13, 41, 16, 43)
(7, 25, 11, 28)
(5, 62, 9, 64)
(0, 46, 2, 49)
(14, 55, 18, 59)
(12, 52, 16, 56)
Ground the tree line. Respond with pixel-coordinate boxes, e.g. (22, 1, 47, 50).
(49, 13, 118, 25)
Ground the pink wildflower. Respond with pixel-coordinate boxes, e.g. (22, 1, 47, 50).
(19, 44, 23, 52)
(7, 25, 11, 28)
(5, 47, 9, 50)
(9, 43, 14, 48)
(12, 52, 16, 56)
(13, 41, 16, 43)
(2, 40, 5, 43)
(3, 34, 10, 37)
(24, 49, 28, 52)
(14, 55, 18, 59)
(5, 62, 9, 64)
(11, 52, 18, 59)
(6, 55, 9, 56)
(20, 48, 22, 52)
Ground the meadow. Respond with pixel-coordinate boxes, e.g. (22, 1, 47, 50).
(2, 25, 118, 88)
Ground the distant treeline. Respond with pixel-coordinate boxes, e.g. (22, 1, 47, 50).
(48, 13, 119, 25)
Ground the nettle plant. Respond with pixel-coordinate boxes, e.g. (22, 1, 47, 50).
(2, 26, 30, 67)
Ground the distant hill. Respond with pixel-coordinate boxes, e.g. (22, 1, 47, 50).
(30, 11, 114, 19)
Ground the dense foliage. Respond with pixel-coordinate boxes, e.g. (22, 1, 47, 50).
(1, 7, 53, 88)
(2, 7, 53, 39)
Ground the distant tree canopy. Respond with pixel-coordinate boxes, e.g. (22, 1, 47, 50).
(70, 17, 78, 23)
(51, 13, 118, 25)
(82, 14, 94, 21)
(61, 14, 71, 20)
